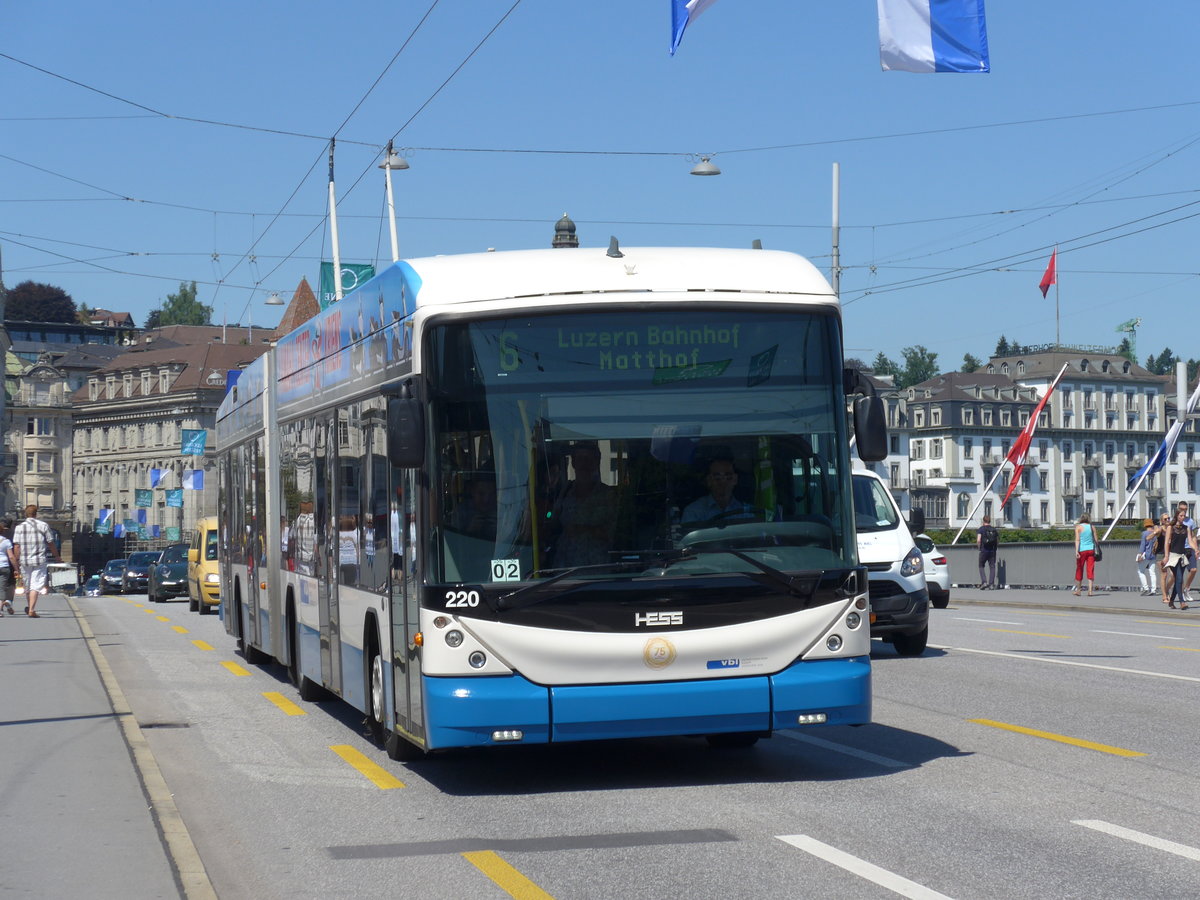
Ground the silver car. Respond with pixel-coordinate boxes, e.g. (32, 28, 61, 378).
(915, 533, 950, 609)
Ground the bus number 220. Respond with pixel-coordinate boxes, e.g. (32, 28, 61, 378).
(444, 590, 480, 608)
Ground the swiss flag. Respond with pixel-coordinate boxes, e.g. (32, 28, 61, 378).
(1039, 249, 1057, 298)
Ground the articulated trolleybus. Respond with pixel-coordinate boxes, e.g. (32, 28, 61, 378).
(215, 244, 887, 760)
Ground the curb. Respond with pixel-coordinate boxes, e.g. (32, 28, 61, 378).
(949, 596, 1187, 620)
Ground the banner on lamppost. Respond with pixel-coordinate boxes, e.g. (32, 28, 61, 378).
(166, 526, 181, 541)
(181, 429, 207, 455)
(166, 489, 184, 508)
(135, 489, 153, 507)
(318, 262, 375, 309)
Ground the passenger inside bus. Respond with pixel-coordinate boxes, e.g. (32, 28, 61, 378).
(551, 442, 617, 568)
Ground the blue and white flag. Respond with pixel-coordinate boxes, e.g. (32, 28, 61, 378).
(150, 468, 164, 488)
(878, 0, 989, 73)
(670, 0, 720, 55)
(184, 469, 204, 491)
(1127, 380, 1200, 491)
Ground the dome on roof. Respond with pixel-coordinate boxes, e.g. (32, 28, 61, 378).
(552, 213, 579, 248)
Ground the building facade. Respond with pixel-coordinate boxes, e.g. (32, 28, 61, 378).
(900, 351, 1191, 529)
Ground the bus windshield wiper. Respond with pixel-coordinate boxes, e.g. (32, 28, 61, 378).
(495, 561, 645, 612)
(673, 547, 819, 599)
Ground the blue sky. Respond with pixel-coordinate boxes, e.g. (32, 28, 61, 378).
(4, 1, 1199, 370)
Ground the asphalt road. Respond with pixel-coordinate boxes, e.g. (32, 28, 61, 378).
(6, 590, 1199, 899)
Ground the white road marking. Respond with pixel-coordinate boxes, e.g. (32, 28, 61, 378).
(953, 617, 1023, 625)
(1073, 820, 1200, 862)
(929, 644, 1200, 683)
(776, 834, 954, 899)
(1092, 630, 1183, 641)
(776, 731, 907, 768)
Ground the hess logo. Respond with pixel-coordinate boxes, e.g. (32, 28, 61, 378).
(635, 611, 683, 627)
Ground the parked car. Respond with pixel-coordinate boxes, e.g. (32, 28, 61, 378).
(100, 559, 127, 595)
(188, 516, 220, 614)
(914, 533, 950, 609)
(149, 543, 189, 603)
(122, 550, 163, 594)
(78, 574, 102, 597)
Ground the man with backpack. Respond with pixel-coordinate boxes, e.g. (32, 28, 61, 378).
(977, 515, 999, 589)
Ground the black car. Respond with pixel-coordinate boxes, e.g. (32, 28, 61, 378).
(148, 543, 189, 603)
(122, 551, 162, 594)
(100, 559, 127, 595)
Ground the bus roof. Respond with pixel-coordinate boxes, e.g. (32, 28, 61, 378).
(400, 246, 836, 308)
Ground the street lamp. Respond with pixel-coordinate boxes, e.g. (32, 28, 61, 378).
(265, 292, 284, 306)
(378, 141, 409, 263)
(690, 155, 721, 176)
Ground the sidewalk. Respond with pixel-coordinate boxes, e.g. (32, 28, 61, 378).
(0, 590, 186, 899)
(950, 584, 1192, 619)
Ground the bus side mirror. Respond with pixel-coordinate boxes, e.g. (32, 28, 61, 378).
(908, 508, 926, 535)
(387, 395, 425, 468)
(853, 395, 888, 462)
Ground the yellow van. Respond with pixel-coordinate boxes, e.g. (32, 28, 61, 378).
(188, 516, 220, 615)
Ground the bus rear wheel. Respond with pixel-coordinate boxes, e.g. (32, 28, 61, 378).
(366, 638, 386, 741)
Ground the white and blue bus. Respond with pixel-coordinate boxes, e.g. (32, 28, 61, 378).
(215, 244, 887, 759)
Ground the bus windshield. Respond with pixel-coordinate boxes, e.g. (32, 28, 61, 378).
(427, 308, 855, 586)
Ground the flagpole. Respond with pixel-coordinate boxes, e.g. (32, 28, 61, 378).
(951, 462, 1009, 545)
(1054, 245, 1060, 348)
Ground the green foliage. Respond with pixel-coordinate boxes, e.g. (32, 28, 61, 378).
(897, 345, 939, 389)
(994, 335, 1009, 357)
(961, 352, 982, 373)
(3, 280, 77, 323)
(925, 526, 1142, 545)
(145, 281, 212, 328)
(871, 352, 898, 380)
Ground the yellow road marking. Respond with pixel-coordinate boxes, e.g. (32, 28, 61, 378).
(971, 718, 1145, 757)
(462, 850, 554, 899)
(988, 628, 1070, 638)
(126, 600, 143, 607)
(156, 615, 170, 622)
(192, 640, 213, 651)
(172, 625, 189, 634)
(221, 661, 250, 676)
(144, 609, 157, 614)
(263, 691, 306, 716)
(330, 745, 405, 789)
(1135, 619, 1200, 628)
(1159, 645, 1200, 652)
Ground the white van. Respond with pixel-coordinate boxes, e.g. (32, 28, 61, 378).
(851, 470, 928, 656)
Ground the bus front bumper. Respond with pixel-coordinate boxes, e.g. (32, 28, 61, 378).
(422, 656, 870, 750)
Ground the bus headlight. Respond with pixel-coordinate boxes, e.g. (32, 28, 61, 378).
(826, 634, 843, 652)
(846, 612, 861, 629)
(445, 630, 464, 647)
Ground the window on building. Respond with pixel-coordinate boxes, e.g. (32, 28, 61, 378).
(1105, 442, 1115, 461)
(1171, 474, 1178, 492)
(26, 417, 53, 436)
(1083, 391, 1094, 409)
(1064, 471, 1073, 489)
(1039, 440, 1048, 461)
(1063, 440, 1073, 456)
(965, 467, 973, 479)
(160, 370, 171, 393)
(1126, 442, 1135, 459)
(1105, 473, 1113, 490)
(982, 408, 993, 426)
(957, 493, 970, 518)
(142, 372, 151, 394)
(1041, 501, 1048, 522)
(930, 439, 943, 459)
(1001, 409, 1012, 427)
(962, 408, 974, 425)
(964, 438, 974, 456)
(913, 408, 925, 428)
(982, 439, 992, 456)
(890, 435, 900, 453)
(911, 440, 924, 460)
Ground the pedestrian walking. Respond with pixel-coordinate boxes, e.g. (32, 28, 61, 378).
(1175, 500, 1197, 604)
(1073, 512, 1100, 597)
(976, 515, 998, 589)
(1161, 507, 1195, 610)
(0, 518, 18, 616)
(12, 505, 61, 617)
(1136, 518, 1159, 596)
(1155, 514, 1173, 605)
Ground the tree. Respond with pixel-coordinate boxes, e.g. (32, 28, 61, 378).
(145, 281, 212, 328)
(1116, 337, 1134, 363)
(871, 352, 899, 381)
(1145, 348, 1179, 376)
(3, 280, 77, 323)
(994, 335, 1010, 357)
(962, 353, 983, 373)
(897, 345, 939, 389)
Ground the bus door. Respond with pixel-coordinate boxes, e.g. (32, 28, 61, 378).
(314, 414, 343, 694)
(245, 435, 266, 649)
(390, 466, 423, 742)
